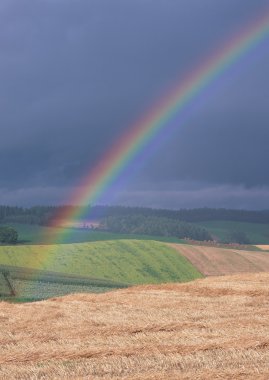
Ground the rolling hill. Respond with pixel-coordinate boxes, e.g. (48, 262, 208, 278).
(0, 273, 269, 379)
(2, 238, 269, 301)
(0, 240, 202, 301)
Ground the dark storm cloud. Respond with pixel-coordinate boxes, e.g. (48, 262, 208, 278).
(115, 183, 269, 211)
(0, 0, 269, 207)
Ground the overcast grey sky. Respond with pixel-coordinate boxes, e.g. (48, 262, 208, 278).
(1, 0, 269, 209)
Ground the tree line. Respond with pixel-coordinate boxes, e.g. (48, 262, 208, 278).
(1, 205, 269, 226)
(100, 215, 213, 241)
(90, 206, 269, 224)
(0, 206, 58, 225)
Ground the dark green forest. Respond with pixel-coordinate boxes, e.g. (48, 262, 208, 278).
(0, 206, 56, 225)
(1, 205, 269, 225)
(101, 215, 212, 241)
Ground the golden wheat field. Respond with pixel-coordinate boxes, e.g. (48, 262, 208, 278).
(1, 273, 269, 379)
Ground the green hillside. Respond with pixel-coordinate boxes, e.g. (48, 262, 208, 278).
(0, 240, 202, 285)
(196, 221, 269, 244)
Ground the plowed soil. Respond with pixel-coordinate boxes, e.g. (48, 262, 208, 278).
(1, 273, 269, 379)
(170, 243, 269, 276)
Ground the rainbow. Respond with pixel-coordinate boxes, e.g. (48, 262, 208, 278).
(50, 11, 269, 237)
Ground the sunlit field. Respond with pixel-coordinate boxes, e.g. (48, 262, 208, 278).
(0, 240, 202, 286)
(1, 273, 269, 379)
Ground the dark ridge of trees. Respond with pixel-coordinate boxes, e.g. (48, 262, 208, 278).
(100, 215, 213, 242)
(82, 206, 269, 224)
(86, 206, 269, 224)
(0, 206, 58, 226)
(1, 205, 269, 226)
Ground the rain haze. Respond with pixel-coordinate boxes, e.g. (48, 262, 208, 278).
(1, 0, 269, 209)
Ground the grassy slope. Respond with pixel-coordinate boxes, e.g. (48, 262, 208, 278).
(0, 265, 127, 302)
(0, 240, 202, 285)
(6, 223, 183, 244)
(196, 220, 269, 244)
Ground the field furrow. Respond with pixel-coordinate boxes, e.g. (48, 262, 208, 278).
(169, 243, 269, 276)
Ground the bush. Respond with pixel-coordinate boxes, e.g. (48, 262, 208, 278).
(0, 226, 18, 244)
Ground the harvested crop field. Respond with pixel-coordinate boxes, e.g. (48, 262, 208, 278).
(1, 273, 269, 379)
(170, 243, 269, 276)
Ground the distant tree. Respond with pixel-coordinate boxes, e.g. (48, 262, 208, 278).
(0, 226, 18, 244)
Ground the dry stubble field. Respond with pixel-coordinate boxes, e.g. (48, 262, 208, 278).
(1, 273, 269, 379)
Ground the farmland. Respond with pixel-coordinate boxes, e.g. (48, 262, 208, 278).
(170, 243, 269, 276)
(2, 237, 269, 301)
(1, 228, 269, 377)
(0, 265, 127, 301)
(0, 240, 202, 300)
(0, 272, 269, 379)
(12, 279, 112, 301)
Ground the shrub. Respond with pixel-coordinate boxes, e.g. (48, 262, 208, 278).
(0, 226, 18, 244)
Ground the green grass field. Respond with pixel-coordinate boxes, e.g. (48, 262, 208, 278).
(11, 280, 113, 302)
(0, 240, 202, 285)
(0, 264, 125, 302)
(196, 221, 269, 244)
(0, 273, 12, 296)
(5, 223, 183, 244)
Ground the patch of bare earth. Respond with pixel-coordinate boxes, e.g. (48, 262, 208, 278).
(1, 273, 269, 379)
(170, 243, 269, 276)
